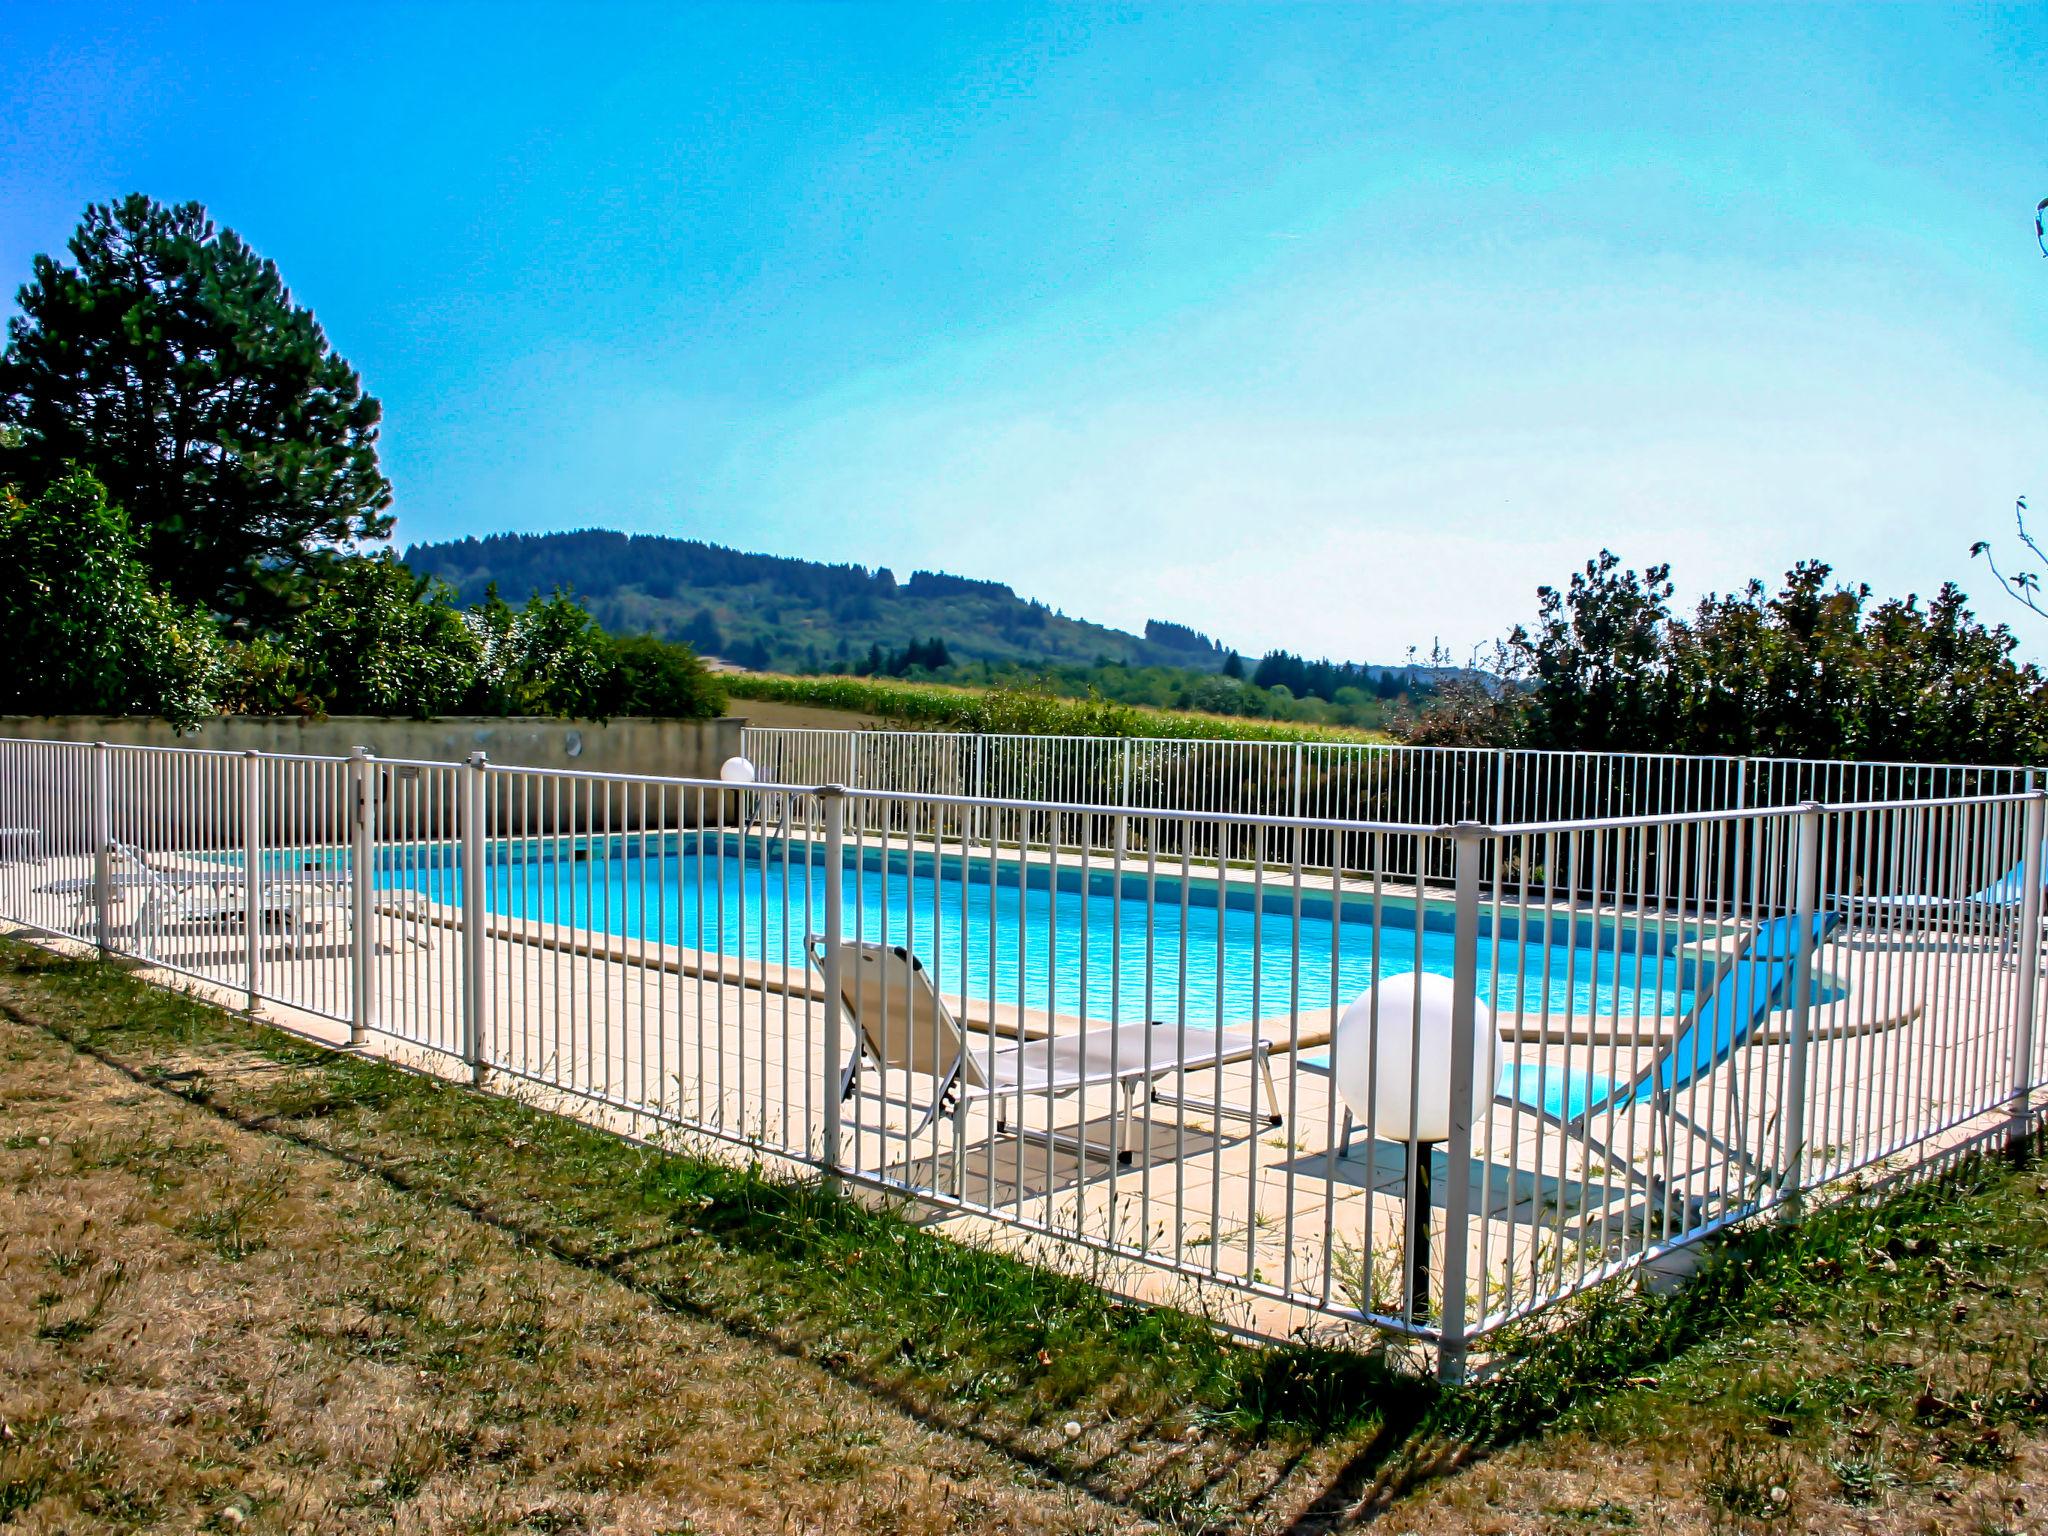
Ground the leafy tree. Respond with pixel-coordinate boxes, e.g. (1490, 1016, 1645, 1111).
(0, 195, 391, 626)
(216, 633, 314, 718)
(291, 555, 478, 718)
(483, 590, 616, 717)
(679, 606, 726, 655)
(1666, 567, 2047, 763)
(1179, 673, 1268, 718)
(1249, 649, 1387, 704)
(1509, 551, 1677, 751)
(0, 471, 224, 728)
(727, 635, 772, 670)
(1469, 549, 2048, 763)
(605, 634, 727, 718)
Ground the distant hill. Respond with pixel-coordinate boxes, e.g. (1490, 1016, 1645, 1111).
(402, 529, 1238, 674)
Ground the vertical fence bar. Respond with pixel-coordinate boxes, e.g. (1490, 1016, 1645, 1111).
(1783, 801, 1822, 1209)
(242, 750, 262, 1011)
(348, 747, 375, 1046)
(2011, 791, 2046, 1149)
(461, 751, 488, 1084)
(91, 742, 112, 955)
(820, 785, 846, 1184)
(973, 733, 987, 845)
(1438, 820, 1486, 1384)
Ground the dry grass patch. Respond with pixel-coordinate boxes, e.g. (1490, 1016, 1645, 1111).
(0, 994, 1140, 1533)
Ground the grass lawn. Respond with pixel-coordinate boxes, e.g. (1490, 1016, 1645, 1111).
(2, 937, 2045, 1533)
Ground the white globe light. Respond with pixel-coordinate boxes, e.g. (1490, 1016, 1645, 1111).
(719, 755, 757, 785)
(1331, 972, 1493, 1145)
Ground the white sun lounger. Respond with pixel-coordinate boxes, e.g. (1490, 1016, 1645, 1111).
(806, 937, 1280, 1189)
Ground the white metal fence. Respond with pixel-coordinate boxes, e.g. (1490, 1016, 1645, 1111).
(1, 733, 2043, 1380)
(743, 727, 2045, 889)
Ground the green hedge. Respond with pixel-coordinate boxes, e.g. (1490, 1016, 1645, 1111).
(724, 673, 1393, 744)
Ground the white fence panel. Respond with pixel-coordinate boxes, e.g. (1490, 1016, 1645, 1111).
(2, 731, 2043, 1379)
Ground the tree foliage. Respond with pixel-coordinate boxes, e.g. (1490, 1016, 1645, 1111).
(1435, 550, 2048, 763)
(1250, 651, 1390, 703)
(404, 529, 1237, 674)
(290, 555, 480, 717)
(852, 634, 952, 677)
(0, 194, 391, 625)
(282, 557, 724, 721)
(1510, 551, 1678, 752)
(0, 471, 225, 728)
(465, 588, 616, 718)
(604, 633, 728, 719)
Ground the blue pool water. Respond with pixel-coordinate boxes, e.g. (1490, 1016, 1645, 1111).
(374, 833, 1705, 1028)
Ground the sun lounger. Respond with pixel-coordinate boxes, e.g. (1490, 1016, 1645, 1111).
(806, 937, 1279, 1189)
(1299, 912, 1845, 1212)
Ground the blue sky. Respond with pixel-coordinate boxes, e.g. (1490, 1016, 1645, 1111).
(3, 4, 2044, 661)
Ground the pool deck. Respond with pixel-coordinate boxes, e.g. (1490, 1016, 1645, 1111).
(3, 842, 2035, 1355)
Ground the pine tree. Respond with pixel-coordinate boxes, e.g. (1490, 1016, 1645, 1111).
(1, 195, 391, 627)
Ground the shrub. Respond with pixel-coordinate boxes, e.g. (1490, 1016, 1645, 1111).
(0, 471, 225, 729)
(604, 633, 727, 719)
(290, 553, 480, 717)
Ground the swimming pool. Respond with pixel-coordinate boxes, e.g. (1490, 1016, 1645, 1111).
(375, 832, 1712, 1028)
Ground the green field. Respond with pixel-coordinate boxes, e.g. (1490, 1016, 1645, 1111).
(724, 671, 1400, 744)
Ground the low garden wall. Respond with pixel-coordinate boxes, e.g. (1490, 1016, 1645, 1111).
(0, 716, 748, 844)
(0, 715, 743, 780)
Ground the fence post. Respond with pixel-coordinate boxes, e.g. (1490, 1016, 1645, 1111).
(1438, 819, 1486, 1384)
(461, 751, 489, 1085)
(1784, 801, 1823, 1209)
(820, 785, 847, 1186)
(974, 733, 987, 846)
(2011, 791, 2046, 1150)
(348, 747, 376, 1047)
(91, 742, 112, 956)
(243, 751, 263, 1013)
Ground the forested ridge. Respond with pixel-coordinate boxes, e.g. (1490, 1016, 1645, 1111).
(403, 528, 1244, 673)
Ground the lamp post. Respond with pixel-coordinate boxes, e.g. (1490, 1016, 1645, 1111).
(1330, 972, 1493, 1325)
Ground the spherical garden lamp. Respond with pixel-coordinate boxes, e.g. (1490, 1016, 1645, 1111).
(1330, 972, 1493, 1321)
(718, 756, 758, 828)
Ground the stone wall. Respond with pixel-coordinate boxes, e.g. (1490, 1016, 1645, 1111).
(0, 714, 742, 777)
